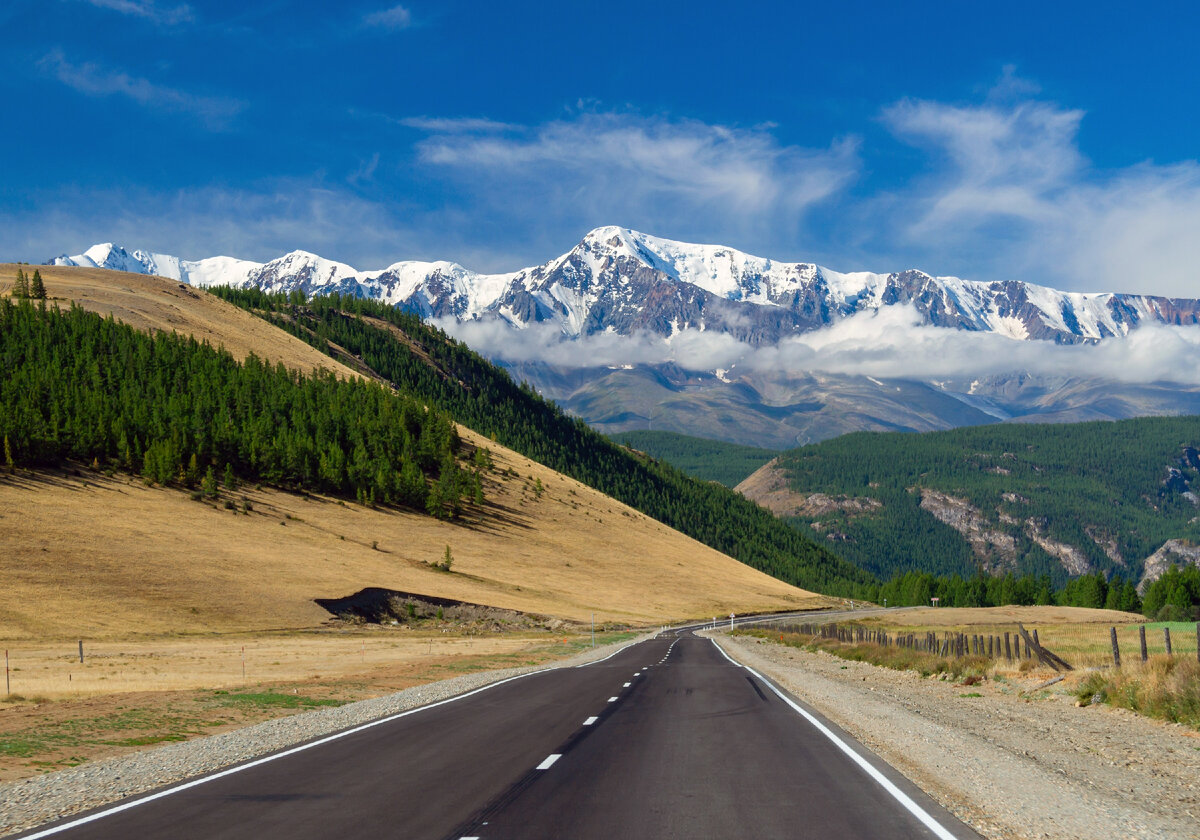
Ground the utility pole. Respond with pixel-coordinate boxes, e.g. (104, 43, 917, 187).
(591, 613, 595, 648)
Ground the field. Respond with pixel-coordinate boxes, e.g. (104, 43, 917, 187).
(0, 629, 633, 782)
(857, 606, 1190, 669)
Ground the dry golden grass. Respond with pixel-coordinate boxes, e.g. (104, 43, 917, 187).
(0, 264, 826, 641)
(0, 631, 576, 701)
(0, 461, 823, 641)
(878, 605, 1145, 627)
(859, 606, 1192, 670)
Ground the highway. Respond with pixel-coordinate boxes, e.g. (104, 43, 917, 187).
(18, 630, 979, 840)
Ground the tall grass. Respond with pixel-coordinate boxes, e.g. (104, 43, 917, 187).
(1076, 656, 1200, 727)
(741, 629, 992, 680)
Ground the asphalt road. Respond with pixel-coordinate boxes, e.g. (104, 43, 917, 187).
(19, 632, 980, 840)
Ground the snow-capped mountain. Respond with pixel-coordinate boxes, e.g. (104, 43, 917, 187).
(51, 227, 1200, 346)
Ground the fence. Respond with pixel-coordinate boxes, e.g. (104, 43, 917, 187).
(773, 620, 1073, 671)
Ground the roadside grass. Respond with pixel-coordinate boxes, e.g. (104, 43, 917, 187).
(1075, 656, 1200, 726)
(738, 628, 992, 681)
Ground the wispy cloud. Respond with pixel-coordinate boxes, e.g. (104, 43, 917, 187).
(39, 49, 243, 130)
(879, 79, 1200, 297)
(410, 111, 860, 254)
(75, 0, 194, 26)
(400, 116, 517, 133)
(361, 4, 412, 31)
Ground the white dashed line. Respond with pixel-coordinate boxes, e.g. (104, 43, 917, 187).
(623, 682, 631, 687)
(583, 716, 598, 726)
(536, 754, 562, 770)
(607, 696, 618, 702)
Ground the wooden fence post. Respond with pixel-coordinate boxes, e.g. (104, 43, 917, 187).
(1004, 632, 1012, 661)
(1110, 626, 1120, 668)
(1164, 627, 1172, 656)
(1140, 625, 1148, 662)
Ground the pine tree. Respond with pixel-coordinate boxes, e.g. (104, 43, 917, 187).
(3, 435, 13, 472)
(202, 466, 218, 498)
(223, 462, 237, 490)
(29, 270, 46, 300)
(13, 269, 28, 298)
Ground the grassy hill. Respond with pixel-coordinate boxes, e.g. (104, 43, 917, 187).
(0, 264, 833, 637)
(610, 430, 777, 488)
(744, 419, 1200, 587)
(207, 286, 875, 597)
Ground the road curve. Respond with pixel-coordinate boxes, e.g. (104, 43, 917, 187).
(16, 632, 980, 840)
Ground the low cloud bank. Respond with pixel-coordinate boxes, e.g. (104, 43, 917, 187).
(438, 306, 1200, 386)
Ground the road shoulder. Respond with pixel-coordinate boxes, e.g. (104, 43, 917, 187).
(712, 632, 1200, 840)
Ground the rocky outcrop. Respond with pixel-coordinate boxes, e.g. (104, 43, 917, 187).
(1137, 540, 1200, 594)
(1024, 519, 1093, 576)
(917, 490, 1017, 571)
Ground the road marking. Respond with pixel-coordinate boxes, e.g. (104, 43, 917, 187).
(21, 636, 656, 840)
(583, 716, 598, 726)
(607, 696, 618, 702)
(709, 638, 743, 668)
(718, 643, 960, 840)
(633, 672, 640, 676)
(536, 754, 562, 770)
(623, 682, 631, 687)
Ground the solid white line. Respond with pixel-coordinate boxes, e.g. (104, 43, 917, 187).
(733, 656, 960, 840)
(709, 638, 743, 668)
(583, 716, 598, 726)
(536, 754, 562, 770)
(573, 636, 647, 668)
(22, 637, 652, 840)
(607, 696, 618, 702)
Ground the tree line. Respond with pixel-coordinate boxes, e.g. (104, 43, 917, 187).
(0, 298, 475, 518)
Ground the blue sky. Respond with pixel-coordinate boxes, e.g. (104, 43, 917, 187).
(3, 0, 1199, 295)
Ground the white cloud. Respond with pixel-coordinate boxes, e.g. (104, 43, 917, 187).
(75, 0, 194, 25)
(880, 88, 1200, 297)
(40, 49, 242, 130)
(411, 112, 860, 249)
(440, 306, 1200, 387)
(362, 4, 412, 31)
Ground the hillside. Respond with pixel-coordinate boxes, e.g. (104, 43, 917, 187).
(0, 264, 829, 636)
(739, 419, 1200, 588)
(207, 286, 874, 596)
(609, 430, 777, 487)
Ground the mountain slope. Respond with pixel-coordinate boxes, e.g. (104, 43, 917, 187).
(206, 286, 875, 596)
(50, 230, 1200, 448)
(52, 228, 1200, 344)
(610, 430, 777, 488)
(0, 263, 829, 635)
(739, 417, 1200, 587)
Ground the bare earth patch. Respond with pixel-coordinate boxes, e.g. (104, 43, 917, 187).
(717, 633, 1200, 840)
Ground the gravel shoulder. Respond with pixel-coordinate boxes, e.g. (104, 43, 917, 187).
(713, 633, 1200, 840)
(0, 632, 654, 837)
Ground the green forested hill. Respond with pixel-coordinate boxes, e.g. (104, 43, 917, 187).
(208, 288, 875, 597)
(772, 419, 1200, 585)
(610, 430, 777, 487)
(0, 299, 474, 515)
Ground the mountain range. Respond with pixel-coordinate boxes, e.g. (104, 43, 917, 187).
(51, 228, 1200, 446)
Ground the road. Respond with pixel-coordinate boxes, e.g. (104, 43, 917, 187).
(18, 631, 979, 840)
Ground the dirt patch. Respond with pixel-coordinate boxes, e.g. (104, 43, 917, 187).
(718, 633, 1200, 840)
(315, 587, 567, 633)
